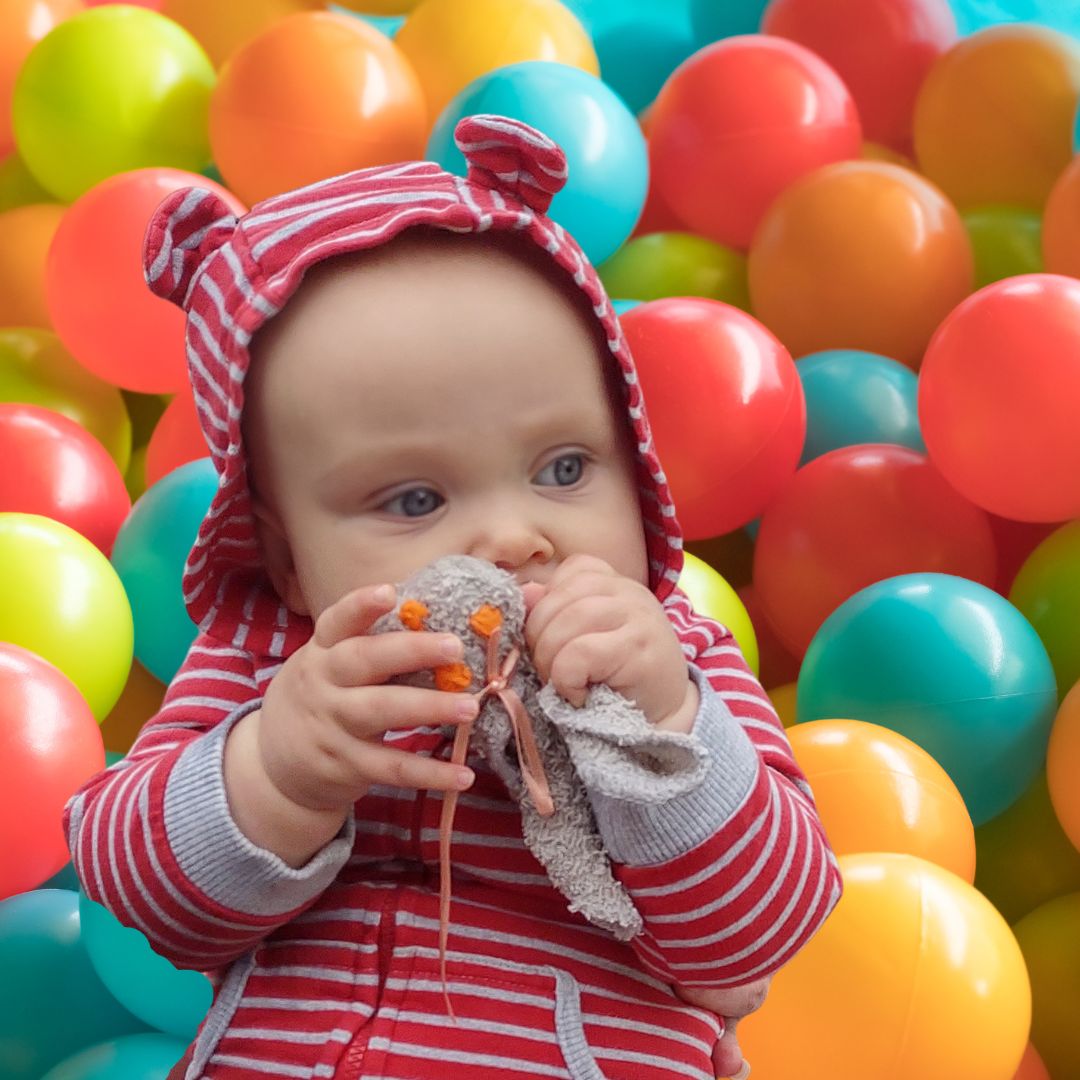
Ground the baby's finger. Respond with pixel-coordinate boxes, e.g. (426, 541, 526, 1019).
(314, 584, 396, 648)
(327, 629, 464, 687)
(332, 683, 479, 738)
(712, 1020, 749, 1080)
(349, 739, 475, 794)
(526, 569, 622, 651)
(547, 629, 630, 709)
(530, 594, 626, 684)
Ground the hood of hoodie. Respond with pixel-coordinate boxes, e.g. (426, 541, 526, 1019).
(142, 114, 684, 660)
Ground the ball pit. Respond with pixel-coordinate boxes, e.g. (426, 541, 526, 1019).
(0, 0, 83, 160)
(2, 4, 1079, 1076)
(786, 718, 976, 881)
(427, 60, 647, 265)
(0, 644, 104, 901)
(46, 167, 245, 395)
(798, 572, 1057, 825)
(209, 11, 426, 205)
(795, 349, 926, 466)
(110, 458, 217, 684)
(0, 202, 64, 330)
(396, 0, 598, 123)
(755, 444, 997, 656)
(0, 512, 133, 721)
(677, 551, 759, 675)
(748, 160, 974, 367)
(737, 852, 1031, 1080)
(762, 0, 958, 154)
(913, 24, 1080, 208)
(597, 231, 750, 310)
(12, 6, 215, 203)
(0, 403, 130, 555)
(0, 328, 131, 473)
(648, 35, 862, 249)
(919, 272, 1080, 522)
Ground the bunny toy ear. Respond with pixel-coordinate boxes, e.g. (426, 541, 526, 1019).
(143, 187, 239, 309)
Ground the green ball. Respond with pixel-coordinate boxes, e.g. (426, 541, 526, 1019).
(961, 206, 1043, 290)
(598, 231, 750, 310)
(975, 772, 1080, 924)
(1012, 891, 1080, 1080)
(12, 6, 214, 202)
(1010, 521, 1080, 701)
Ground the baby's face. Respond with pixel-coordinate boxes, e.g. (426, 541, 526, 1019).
(244, 231, 649, 621)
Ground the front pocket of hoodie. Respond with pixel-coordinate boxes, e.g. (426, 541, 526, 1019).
(363, 949, 610, 1080)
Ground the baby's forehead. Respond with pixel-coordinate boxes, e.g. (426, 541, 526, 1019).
(244, 227, 624, 433)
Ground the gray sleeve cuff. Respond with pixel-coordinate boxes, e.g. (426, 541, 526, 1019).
(585, 667, 761, 866)
(164, 701, 355, 918)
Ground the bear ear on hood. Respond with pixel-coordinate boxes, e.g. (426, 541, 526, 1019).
(143, 187, 240, 310)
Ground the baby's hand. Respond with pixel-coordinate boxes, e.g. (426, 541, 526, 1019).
(252, 584, 479, 814)
(524, 555, 697, 730)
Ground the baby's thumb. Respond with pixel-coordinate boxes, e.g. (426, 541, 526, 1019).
(712, 1021, 750, 1080)
(520, 581, 546, 613)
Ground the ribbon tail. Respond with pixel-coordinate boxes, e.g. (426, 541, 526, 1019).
(498, 688, 555, 818)
(439, 719, 473, 1024)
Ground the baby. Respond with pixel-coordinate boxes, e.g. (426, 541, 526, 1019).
(65, 116, 841, 1080)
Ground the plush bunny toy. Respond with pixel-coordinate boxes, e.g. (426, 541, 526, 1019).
(371, 555, 712, 1018)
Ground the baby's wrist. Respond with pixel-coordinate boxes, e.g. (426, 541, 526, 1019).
(224, 710, 350, 868)
(651, 676, 699, 734)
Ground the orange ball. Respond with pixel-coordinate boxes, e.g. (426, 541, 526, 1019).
(0, 0, 83, 159)
(99, 659, 165, 756)
(160, 0, 323, 68)
(913, 25, 1080, 209)
(1048, 679, 1080, 855)
(738, 852, 1031, 1080)
(1043, 155, 1080, 280)
(0, 202, 63, 330)
(787, 718, 976, 881)
(145, 390, 206, 487)
(45, 167, 244, 394)
(396, 0, 598, 123)
(209, 12, 427, 206)
(748, 160, 973, 367)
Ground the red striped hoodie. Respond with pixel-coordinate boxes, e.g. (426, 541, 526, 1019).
(65, 116, 841, 1080)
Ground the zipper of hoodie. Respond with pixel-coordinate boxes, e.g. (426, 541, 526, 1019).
(338, 888, 395, 1080)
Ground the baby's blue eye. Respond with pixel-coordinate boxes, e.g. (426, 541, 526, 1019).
(383, 488, 444, 517)
(535, 454, 584, 487)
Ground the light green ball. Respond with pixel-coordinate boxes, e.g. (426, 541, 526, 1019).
(12, 6, 215, 203)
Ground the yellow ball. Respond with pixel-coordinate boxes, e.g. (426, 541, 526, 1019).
(0, 513, 133, 720)
(677, 551, 759, 675)
(739, 853, 1031, 1080)
(396, 0, 598, 123)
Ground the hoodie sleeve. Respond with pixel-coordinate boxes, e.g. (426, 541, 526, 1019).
(63, 633, 355, 972)
(581, 592, 843, 989)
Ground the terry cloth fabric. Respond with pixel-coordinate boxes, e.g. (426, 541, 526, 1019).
(65, 116, 843, 1080)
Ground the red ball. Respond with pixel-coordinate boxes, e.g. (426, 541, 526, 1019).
(648, 35, 862, 249)
(622, 297, 805, 540)
(0, 403, 131, 555)
(145, 391, 207, 488)
(919, 273, 1080, 522)
(753, 444, 997, 656)
(45, 167, 245, 394)
(0, 643, 104, 900)
(762, 0, 957, 154)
